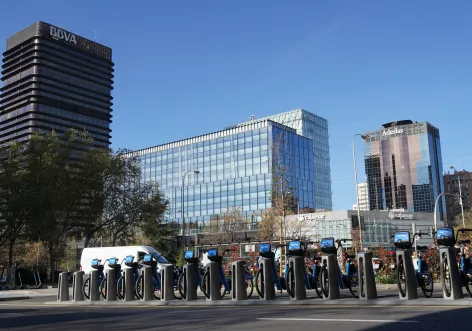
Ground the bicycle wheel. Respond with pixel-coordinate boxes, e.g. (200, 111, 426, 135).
(246, 277, 254, 298)
(348, 275, 359, 299)
(135, 275, 143, 299)
(286, 266, 295, 298)
(82, 277, 90, 300)
(312, 277, 322, 299)
(396, 258, 406, 297)
(178, 271, 186, 299)
(255, 269, 264, 298)
(320, 263, 329, 297)
(442, 256, 452, 297)
(99, 277, 107, 299)
(202, 271, 210, 299)
(117, 275, 125, 299)
(421, 273, 434, 298)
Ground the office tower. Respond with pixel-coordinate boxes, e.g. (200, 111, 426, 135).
(363, 120, 445, 219)
(0, 22, 113, 147)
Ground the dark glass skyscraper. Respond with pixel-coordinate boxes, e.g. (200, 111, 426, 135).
(363, 120, 445, 219)
(0, 22, 113, 147)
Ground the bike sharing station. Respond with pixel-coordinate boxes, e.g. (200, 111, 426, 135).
(51, 234, 472, 307)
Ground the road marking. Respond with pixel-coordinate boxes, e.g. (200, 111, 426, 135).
(257, 318, 419, 323)
(0, 313, 26, 317)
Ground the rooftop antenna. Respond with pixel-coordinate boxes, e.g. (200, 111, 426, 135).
(93, 31, 97, 41)
(249, 115, 256, 121)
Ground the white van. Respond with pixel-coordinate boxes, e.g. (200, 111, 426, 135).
(80, 245, 170, 274)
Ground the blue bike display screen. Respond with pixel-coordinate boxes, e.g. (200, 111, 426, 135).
(394, 232, 410, 244)
(436, 227, 455, 246)
(143, 254, 152, 262)
(184, 251, 194, 259)
(109, 257, 117, 265)
(288, 241, 301, 251)
(321, 238, 334, 248)
(260, 243, 271, 253)
(125, 255, 134, 263)
(91, 258, 99, 266)
(207, 248, 218, 257)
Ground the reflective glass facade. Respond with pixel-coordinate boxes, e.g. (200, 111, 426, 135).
(363, 121, 445, 219)
(0, 22, 113, 147)
(131, 119, 314, 225)
(232, 109, 332, 210)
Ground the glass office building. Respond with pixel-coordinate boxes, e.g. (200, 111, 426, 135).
(231, 108, 332, 211)
(362, 120, 445, 219)
(0, 22, 113, 148)
(130, 119, 315, 226)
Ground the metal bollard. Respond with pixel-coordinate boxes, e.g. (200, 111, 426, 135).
(72, 271, 84, 301)
(440, 247, 464, 300)
(57, 272, 70, 301)
(89, 270, 100, 301)
(105, 269, 117, 301)
(231, 260, 247, 301)
(321, 255, 340, 300)
(183, 263, 198, 301)
(288, 256, 307, 300)
(141, 266, 154, 301)
(207, 261, 222, 301)
(260, 258, 276, 300)
(123, 268, 135, 301)
(396, 249, 418, 300)
(356, 252, 377, 300)
(161, 265, 175, 301)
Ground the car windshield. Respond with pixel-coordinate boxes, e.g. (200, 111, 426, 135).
(149, 251, 169, 264)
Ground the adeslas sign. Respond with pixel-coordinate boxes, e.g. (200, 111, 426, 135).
(382, 127, 404, 137)
(49, 26, 77, 45)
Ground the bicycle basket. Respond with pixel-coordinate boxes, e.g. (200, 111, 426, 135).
(108, 257, 118, 267)
(91, 258, 100, 269)
(259, 243, 273, 259)
(207, 248, 222, 263)
(436, 227, 455, 247)
(124, 255, 135, 266)
(320, 237, 336, 255)
(393, 231, 412, 250)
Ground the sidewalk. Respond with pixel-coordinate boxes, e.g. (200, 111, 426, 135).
(0, 288, 58, 301)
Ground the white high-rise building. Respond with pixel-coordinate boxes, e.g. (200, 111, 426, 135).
(353, 182, 369, 211)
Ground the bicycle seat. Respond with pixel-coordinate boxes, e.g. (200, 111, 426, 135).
(346, 254, 356, 259)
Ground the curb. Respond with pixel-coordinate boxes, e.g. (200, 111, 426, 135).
(0, 296, 31, 302)
(45, 297, 472, 307)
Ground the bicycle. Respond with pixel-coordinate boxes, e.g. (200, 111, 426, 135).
(82, 258, 106, 300)
(178, 250, 205, 299)
(254, 243, 286, 298)
(284, 241, 323, 299)
(99, 257, 123, 300)
(201, 248, 254, 299)
(451, 228, 472, 297)
(117, 255, 141, 299)
(135, 254, 162, 300)
(319, 238, 359, 298)
(394, 231, 434, 298)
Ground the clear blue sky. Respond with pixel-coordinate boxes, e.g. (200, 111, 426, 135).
(1, 1, 471, 210)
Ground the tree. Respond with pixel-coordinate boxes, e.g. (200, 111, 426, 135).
(221, 206, 247, 243)
(22, 130, 92, 283)
(0, 142, 29, 265)
(258, 209, 278, 242)
(454, 210, 472, 242)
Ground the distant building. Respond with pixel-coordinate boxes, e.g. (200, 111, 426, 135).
(353, 182, 369, 211)
(0, 21, 114, 148)
(288, 210, 435, 248)
(362, 120, 445, 220)
(444, 170, 472, 224)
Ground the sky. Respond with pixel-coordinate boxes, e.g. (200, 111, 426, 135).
(1, 1, 471, 210)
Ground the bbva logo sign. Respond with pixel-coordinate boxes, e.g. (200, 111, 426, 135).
(49, 26, 77, 45)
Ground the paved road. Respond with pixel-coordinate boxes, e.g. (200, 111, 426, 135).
(0, 301, 471, 331)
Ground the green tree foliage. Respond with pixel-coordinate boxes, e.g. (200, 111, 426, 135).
(0, 129, 170, 283)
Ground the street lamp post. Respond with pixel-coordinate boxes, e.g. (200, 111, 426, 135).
(434, 192, 459, 231)
(352, 133, 366, 250)
(450, 166, 465, 228)
(181, 170, 200, 264)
